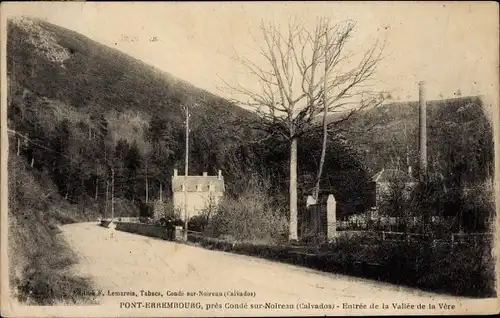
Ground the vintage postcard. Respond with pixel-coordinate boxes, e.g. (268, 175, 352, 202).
(1, 1, 499, 317)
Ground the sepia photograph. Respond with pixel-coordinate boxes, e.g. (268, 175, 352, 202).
(1, 2, 499, 317)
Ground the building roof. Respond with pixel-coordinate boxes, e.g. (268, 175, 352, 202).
(372, 168, 414, 183)
(172, 175, 224, 192)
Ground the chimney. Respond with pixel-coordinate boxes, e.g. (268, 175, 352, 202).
(218, 170, 222, 180)
(418, 81, 427, 177)
(203, 172, 207, 177)
(173, 169, 178, 177)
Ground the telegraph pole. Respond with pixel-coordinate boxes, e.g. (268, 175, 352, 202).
(183, 105, 189, 241)
(111, 168, 115, 221)
(105, 179, 109, 218)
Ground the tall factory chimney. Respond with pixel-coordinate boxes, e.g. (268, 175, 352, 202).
(418, 81, 427, 177)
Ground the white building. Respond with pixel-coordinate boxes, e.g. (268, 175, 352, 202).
(171, 169, 225, 220)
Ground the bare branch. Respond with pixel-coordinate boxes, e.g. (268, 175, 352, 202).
(221, 18, 385, 141)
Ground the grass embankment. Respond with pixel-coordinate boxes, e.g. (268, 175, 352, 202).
(8, 155, 98, 305)
(187, 232, 496, 298)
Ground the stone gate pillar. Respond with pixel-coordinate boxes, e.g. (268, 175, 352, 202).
(326, 194, 337, 239)
(301, 195, 317, 240)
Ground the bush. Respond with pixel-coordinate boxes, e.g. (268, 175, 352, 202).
(319, 234, 496, 297)
(417, 242, 496, 297)
(138, 201, 154, 218)
(188, 215, 209, 232)
(460, 180, 495, 232)
(204, 174, 288, 244)
(377, 172, 495, 235)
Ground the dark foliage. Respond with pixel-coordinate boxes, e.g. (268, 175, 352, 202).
(188, 233, 496, 298)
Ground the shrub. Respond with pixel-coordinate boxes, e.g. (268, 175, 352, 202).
(460, 180, 495, 232)
(138, 201, 154, 218)
(416, 242, 496, 297)
(376, 172, 495, 235)
(321, 234, 496, 297)
(204, 174, 288, 244)
(188, 215, 209, 232)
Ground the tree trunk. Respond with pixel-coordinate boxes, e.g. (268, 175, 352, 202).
(289, 137, 298, 241)
(80, 178, 85, 202)
(314, 92, 329, 201)
(95, 177, 98, 200)
(314, 31, 330, 202)
(111, 168, 115, 220)
(65, 182, 69, 200)
(65, 165, 72, 200)
(159, 183, 163, 202)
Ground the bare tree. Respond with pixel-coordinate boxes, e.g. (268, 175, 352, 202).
(223, 19, 386, 240)
(313, 18, 387, 201)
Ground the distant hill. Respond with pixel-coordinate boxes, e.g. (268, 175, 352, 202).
(334, 95, 494, 185)
(7, 16, 252, 134)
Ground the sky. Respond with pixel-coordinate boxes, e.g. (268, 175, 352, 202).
(3, 2, 499, 103)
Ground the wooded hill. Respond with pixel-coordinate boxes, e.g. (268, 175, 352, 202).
(7, 18, 493, 219)
(7, 17, 373, 218)
(337, 95, 494, 187)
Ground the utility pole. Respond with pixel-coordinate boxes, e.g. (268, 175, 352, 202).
(183, 105, 190, 241)
(111, 168, 115, 221)
(105, 179, 109, 218)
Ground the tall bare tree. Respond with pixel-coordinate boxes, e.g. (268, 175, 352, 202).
(224, 19, 386, 241)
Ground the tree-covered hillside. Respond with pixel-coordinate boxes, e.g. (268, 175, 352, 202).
(336, 96, 494, 186)
(7, 17, 373, 218)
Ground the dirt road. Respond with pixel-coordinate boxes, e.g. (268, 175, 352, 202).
(59, 222, 466, 316)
